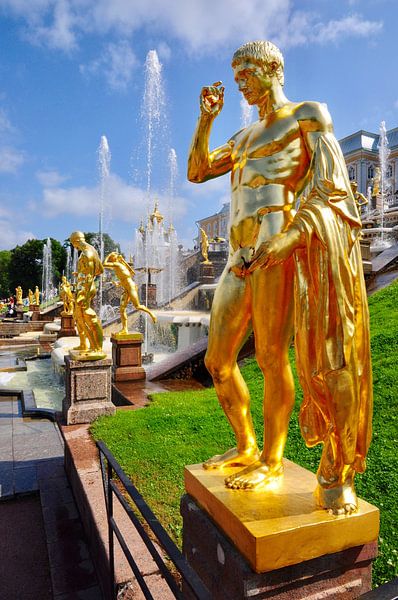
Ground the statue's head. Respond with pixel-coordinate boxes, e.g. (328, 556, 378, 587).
(232, 40, 284, 87)
(70, 230, 85, 249)
(108, 252, 119, 261)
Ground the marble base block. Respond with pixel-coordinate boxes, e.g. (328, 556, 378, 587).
(182, 460, 379, 599)
(199, 262, 215, 284)
(58, 314, 76, 338)
(111, 333, 145, 382)
(63, 356, 115, 424)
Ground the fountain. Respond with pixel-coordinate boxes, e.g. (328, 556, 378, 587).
(377, 120, 391, 243)
(98, 135, 111, 320)
(41, 238, 54, 306)
(240, 96, 253, 128)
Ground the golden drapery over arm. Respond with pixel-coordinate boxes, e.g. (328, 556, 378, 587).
(292, 133, 373, 473)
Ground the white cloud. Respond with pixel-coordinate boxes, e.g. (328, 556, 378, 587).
(0, 219, 35, 250)
(36, 169, 68, 187)
(0, 0, 383, 54)
(80, 40, 138, 90)
(0, 108, 15, 134)
(313, 14, 383, 44)
(0, 147, 25, 173)
(40, 173, 187, 224)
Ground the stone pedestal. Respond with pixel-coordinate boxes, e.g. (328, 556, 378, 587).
(30, 304, 40, 321)
(58, 314, 76, 338)
(140, 283, 157, 308)
(111, 333, 145, 382)
(182, 461, 379, 599)
(199, 262, 215, 284)
(63, 356, 115, 424)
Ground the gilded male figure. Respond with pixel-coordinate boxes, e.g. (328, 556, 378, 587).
(103, 252, 157, 335)
(69, 231, 104, 358)
(188, 41, 372, 514)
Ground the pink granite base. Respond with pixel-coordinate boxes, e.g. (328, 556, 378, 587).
(181, 495, 377, 600)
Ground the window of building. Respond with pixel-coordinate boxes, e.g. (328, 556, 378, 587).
(348, 166, 355, 181)
(387, 163, 393, 178)
(368, 165, 374, 179)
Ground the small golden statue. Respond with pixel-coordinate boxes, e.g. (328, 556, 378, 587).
(350, 181, 368, 210)
(199, 226, 211, 264)
(15, 286, 23, 306)
(103, 252, 157, 336)
(34, 286, 40, 306)
(28, 289, 34, 305)
(372, 167, 381, 198)
(69, 231, 106, 360)
(188, 40, 372, 515)
(60, 275, 74, 316)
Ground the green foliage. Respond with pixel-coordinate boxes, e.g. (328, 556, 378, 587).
(8, 239, 43, 293)
(8, 238, 66, 294)
(0, 250, 11, 297)
(91, 280, 398, 589)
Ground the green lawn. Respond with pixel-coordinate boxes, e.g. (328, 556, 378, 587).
(91, 280, 398, 587)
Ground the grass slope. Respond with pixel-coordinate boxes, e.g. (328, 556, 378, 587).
(91, 281, 398, 587)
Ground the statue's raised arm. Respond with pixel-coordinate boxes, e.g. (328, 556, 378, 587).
(187, 82, 233, 183)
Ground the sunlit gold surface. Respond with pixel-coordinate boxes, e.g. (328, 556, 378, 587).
(15, 285, 23, 305)
(69, 231, 105, 361)
(34, 286, 40, 305)
(351, 181, 368, 210)
(103, 252, 157, 335)
(111, 332, 143, 341)
(28, 289, 34, 305)
(187, 40, 372, 514)
(198, 226, 211, 264)
(60, 275, 74, 316)
(185, 461, 379, 573)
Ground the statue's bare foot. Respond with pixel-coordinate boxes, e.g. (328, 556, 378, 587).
(152, 315, 157, 323)
(315, 483, 358, 515)
(203, 447, 259, 470)
(225, 460, 283, 490)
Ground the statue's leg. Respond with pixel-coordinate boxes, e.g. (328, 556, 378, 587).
(226, 260, 295, 489)
(129, 283, 157, 323)
(120, 291, 128, 333)
(203, 269, 259, 470)
(74, 303, 89, 350)
(315, 364, 359, 514)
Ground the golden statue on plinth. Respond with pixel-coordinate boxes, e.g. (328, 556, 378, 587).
(69, 231, 106, 360)
(15, 286, 23, 306)
(103, 252, 157, 337)
(28, 289, 34, 305)
(60, 275, 74, 316)
(199, 226, 211, 264)
(34, 286, 40, 306)
(188, 40, 372, 515)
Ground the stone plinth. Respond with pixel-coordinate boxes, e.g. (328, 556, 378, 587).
(182, 461, 379, 599)
(58, 314, 76, 338)
(30, 304, 40, 321)
(199, 262, 215, 284)
(140, 283, 157, 308)
(111, 333, 145, 382)
(63, 356, 115, 424)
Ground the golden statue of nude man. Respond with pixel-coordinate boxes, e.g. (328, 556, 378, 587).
(103, 252, 157, 335)
(188, 41, 372, 515)
(69, 231, 105, 360)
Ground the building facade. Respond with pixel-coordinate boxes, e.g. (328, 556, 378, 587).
(340, 126, 398, 207)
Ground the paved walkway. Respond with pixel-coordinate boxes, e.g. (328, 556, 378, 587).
(0, 394, 103, 598)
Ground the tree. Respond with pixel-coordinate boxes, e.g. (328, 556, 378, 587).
(8, 237, 67, 296)
(9, 239, 43, 294)
(0, 250, 11, 298)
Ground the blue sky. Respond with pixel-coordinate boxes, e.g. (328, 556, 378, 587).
(0, 0, 397, 253)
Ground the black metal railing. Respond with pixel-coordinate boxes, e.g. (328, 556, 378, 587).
(97, 440, 211, 600)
